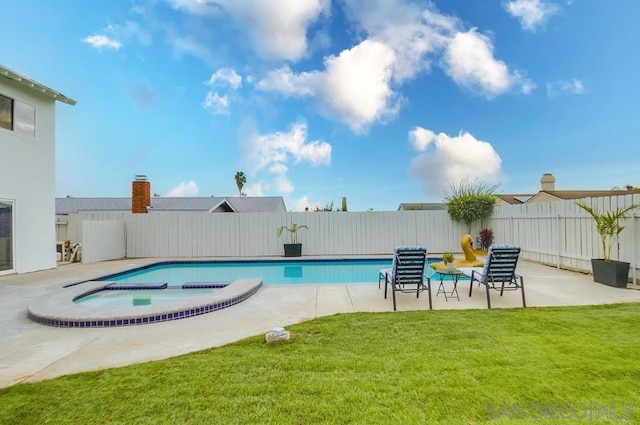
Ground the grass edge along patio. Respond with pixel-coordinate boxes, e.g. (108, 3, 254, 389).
(1, 304, 639, 423)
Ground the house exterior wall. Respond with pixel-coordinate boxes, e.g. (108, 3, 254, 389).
(0, 77, 57, 273)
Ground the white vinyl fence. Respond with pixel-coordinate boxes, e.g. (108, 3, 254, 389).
(56, 194, 640, 283)
(58, 211, 466, 262)
(486, 194, 640, 283)
(80, 220, 126, 264)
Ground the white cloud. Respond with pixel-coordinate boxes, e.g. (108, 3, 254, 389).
(275, 175, 294, 194)
(257, 66, 318, 97)
(409, 126, 436, 151)
(166, 0, 222, 15)
(202, 92, 230, 115)
(222, 0, 329, 61)
(256, 1, 531, 132)
(163, 0, 533, 131)
(207, 68, 242, 89)
(504, 0, 560, 31)
(203, 68, 242, 114)
(84, 21, 151, 52)
(442, 29, 532, 98)
(243, 182, 264, 196)
(258, 40, 399, 133)
(290, 196, 311, 212)
(520, 78, 537, 95)
(107, 21, 152, 46)
(546, 78, 585, 97)
(166, 30, 217, 65)
(242, 121, 331, 195)
(289, 195, 324, 212)
(320, 40, 398, 133)
(167, 0, 328, 61)
(409, 127, 503, 196)
(83, 35, 122, 50)
(165, 181, 199, 196)
(343, 0, 531, 97)
(342, 0, 455, 82)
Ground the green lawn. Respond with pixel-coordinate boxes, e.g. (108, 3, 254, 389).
(2, 304, 639, 424)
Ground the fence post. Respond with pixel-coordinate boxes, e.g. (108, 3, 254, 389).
(633, 213, 637, 285)
(556, 214, 561, 269)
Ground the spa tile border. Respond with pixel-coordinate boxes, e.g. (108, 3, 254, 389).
(27, 278, 262, 328)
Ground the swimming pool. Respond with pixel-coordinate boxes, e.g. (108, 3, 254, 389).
(93, 259, 411, 287)
(72, 259, 443, 309)
(28, 258, 444, 328)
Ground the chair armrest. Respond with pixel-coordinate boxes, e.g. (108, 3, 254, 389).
(459, 267, 483, 279)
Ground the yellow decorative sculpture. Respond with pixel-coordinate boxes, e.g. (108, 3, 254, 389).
(432, 234, 484, 270)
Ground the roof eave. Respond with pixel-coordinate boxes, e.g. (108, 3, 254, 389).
(1, 65, 77, 106)
(209, 198, 237, 213)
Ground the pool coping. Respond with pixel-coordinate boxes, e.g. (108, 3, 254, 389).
(27, 278, 262, 328)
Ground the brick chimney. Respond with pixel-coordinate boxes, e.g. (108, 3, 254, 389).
(540, 173, 556, 191)
(132, 175, 150, 214)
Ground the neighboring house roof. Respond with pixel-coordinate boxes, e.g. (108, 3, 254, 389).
(1, 64, 76, 105)
(56, 198, 131, 214)
(529, 189, 640, 202)
(56, 196, 287, 215)
(495, 194, 535, 205)
(402, 189, 640, 210)
(498, 189, 640, 205)
(397, 203, 447, 211)
(402, 174, 640, 209)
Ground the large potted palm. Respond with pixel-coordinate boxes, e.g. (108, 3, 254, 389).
(576, 201, 638, 287)
(277, 223, 308, 257)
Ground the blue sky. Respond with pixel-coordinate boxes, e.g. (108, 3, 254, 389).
(2, 0, 639, 211)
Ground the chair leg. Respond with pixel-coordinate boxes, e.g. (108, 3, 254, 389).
(469, 278, 474, 297)
(519, 276, 526, 307)
(384, 277, 389, 299)
(426, 279, 433, 310)
(485, 284, 492, 309)
(391, 286, 397, 311)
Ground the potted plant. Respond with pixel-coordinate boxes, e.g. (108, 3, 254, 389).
(576, 201, 638, 287)
(442, 252, 455, 270)
(277, 223, 309, 257)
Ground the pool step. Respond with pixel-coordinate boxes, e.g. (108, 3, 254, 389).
(105, 283, 168, 290)
(182, 282, 231, 289)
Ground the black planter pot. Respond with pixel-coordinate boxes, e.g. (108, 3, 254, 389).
(283, 243, 302, 257)
(591, 259, 630, 287)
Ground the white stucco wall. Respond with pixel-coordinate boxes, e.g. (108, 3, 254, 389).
(0, 78, 57, 273)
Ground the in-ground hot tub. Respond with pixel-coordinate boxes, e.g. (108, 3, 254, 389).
(27, 278, 262, 328)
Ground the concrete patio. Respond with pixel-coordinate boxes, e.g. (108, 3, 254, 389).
(1, 257, 640, 389)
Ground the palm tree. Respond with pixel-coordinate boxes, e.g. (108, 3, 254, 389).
(234, 171, 247, 197)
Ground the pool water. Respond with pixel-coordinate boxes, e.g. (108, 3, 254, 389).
(77, 288, 214, 308)
(75, 259, 445, 308)
(97, 259, 412, 287)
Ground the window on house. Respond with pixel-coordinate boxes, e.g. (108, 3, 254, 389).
(0, 94, 35, 137)
(0, 200, 13, 273)
(0, 94, 12, 131)
(14, 101, 35, 137)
